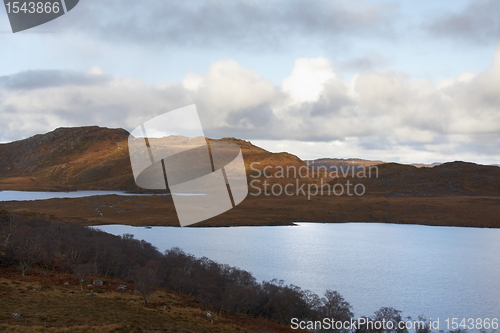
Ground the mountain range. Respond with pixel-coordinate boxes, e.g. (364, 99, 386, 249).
(1, 126, 499, 197)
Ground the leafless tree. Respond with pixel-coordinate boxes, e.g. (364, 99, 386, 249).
(133, 261, 160, 307)
(74, 263, 94, 291)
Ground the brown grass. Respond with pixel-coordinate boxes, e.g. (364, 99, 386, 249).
(1, 193, 499, 228)
(0, 268, 300, 332)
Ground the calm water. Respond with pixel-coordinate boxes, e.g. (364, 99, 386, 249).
(0, 190, 163, 201)
(96, 223, 500, 324)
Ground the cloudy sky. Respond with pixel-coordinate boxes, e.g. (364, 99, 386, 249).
(1, 0, 500, 164)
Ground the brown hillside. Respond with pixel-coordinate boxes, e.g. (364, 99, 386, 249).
(362, 162, 500, 196)
(0, 127, 305, 191)
(0, 127, 134, 191)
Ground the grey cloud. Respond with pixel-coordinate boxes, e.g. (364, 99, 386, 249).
(455, 140, 500, 156)
(53, 0, 397, 50)
(201, 104, 285, 140)
(51, 104, 127, 127)
(0, 104, 17, 114)
(226, 105, 275, 129)
(358, 136, 394, 151)
(426, 0, 500, 44)
(337, 53, 390, 72)
(310, 82, 353, 117)
(0, 70, 110, 90)
(310, 96, 351, 117)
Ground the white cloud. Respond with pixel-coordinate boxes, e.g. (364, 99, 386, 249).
(183, 60, 281, 132)
(88, 66, 104, 75)
(1, 48, 500, 163)
(182, 72, 204, 91)
(282, 58, 337, 103)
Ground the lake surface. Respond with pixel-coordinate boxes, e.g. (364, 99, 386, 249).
(0, 190, 163, 201)
(95, 223, 500, 326)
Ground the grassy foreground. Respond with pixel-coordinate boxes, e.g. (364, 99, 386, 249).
(0, 268, 298, 332)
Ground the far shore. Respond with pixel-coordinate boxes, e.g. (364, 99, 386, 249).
(1, 193, 499, 229)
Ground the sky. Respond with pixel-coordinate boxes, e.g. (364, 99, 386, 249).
(1, 0, 499, 164)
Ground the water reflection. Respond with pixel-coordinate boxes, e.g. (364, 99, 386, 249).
(95, 222, 500, 323)
(0, 190, 161, 201)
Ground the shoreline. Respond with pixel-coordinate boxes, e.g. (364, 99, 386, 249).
(92, 220, 500, 230)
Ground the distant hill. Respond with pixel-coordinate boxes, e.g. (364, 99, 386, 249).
(359, 162, 500, 196)
(308, 158, 444, 169)
(307, 158, 385, 170)
(410, 162, 442, 168)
